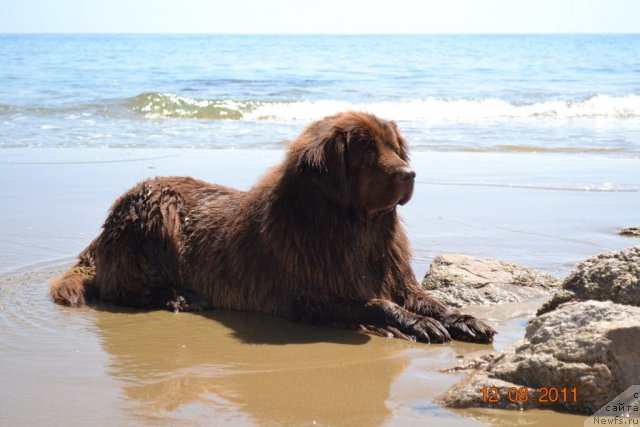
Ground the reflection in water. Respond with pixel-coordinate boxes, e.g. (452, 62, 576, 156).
(94, 306, 414, 425)
(0, 264, 586, 426)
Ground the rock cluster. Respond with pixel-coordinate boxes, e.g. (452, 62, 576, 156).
(620, 227, 640, 237)
(431, 246, 640, 415)
(439, 300, 640, 414)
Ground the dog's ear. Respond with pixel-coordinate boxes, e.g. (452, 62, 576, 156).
(296, 121, 350, 205)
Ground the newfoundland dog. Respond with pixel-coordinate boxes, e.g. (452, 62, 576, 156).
(51, 112, 495, 344)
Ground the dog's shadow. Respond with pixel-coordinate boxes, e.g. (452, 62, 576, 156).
(94, 302, 372, 346)
(202, 309, 372, 345)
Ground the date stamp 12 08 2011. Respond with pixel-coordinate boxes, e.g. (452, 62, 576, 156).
(481, 386, 578, 405)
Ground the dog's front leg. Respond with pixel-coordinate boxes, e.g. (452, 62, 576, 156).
(401, 290, 496, 344)
(295, 298, 451, 343)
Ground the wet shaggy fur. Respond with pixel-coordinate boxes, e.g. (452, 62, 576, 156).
(51, 112, 495, 344)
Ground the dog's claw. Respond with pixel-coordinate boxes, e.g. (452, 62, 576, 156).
(405, 317, 451, 344)
(444, 314, 496, 343)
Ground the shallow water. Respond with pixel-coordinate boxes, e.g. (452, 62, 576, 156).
(0, 263, 587, 426)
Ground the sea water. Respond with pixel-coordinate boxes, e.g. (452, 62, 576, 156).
(1, 34, 639, 156)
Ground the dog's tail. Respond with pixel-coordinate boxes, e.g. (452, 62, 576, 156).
(50, 240, 98, 306)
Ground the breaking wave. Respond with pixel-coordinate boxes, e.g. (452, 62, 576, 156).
(127, 93, 640, 122)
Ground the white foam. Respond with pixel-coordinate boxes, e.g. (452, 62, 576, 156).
(129, 92, 640, 122)
(244, 94, 640, 122)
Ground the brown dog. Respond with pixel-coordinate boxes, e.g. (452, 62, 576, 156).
(50, 112, 495, 344)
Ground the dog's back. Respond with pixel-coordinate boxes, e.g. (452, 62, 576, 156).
(50, 176, 240, 309)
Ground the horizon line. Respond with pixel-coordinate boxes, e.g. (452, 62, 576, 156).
(2, 31, 639, 36)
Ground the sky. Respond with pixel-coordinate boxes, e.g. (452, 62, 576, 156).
(0, 0, 639, 34)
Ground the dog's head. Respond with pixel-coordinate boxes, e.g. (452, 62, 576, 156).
(290, 112, 415, 215)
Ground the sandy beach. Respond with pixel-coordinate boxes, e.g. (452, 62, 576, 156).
(1, 147, 637, 426)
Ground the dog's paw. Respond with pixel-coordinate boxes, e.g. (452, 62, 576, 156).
(405, 317, 451, 344)
(166, 291, 211, 313)
(167, 295, 188, 313)
(444, 314, 496, 344)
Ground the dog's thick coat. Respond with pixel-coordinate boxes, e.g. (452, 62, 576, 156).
(51, 112, 495, 343)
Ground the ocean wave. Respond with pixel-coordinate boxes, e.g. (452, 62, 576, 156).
(127, 93, 246, 119)
(127, 93, 640, 122)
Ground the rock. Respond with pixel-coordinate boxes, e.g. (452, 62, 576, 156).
(439, 300, 640, 414)
(620, 227, 640, 237)
(421, 254, 560, 308)
(538, 246, 640, 315)
(439, 373, 539, 411)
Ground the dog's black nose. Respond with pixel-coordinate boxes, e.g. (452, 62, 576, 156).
(395, 167, 416, 182)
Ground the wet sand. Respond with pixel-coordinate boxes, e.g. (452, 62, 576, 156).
(1, 148, 638, 426)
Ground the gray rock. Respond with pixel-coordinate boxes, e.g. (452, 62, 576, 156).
(620, 227, 640, 237)
(538, 246, 640, 315)
(439, 373, 539, 411)
(421, 254, 560, 307)
(439, 300, 640, 414)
